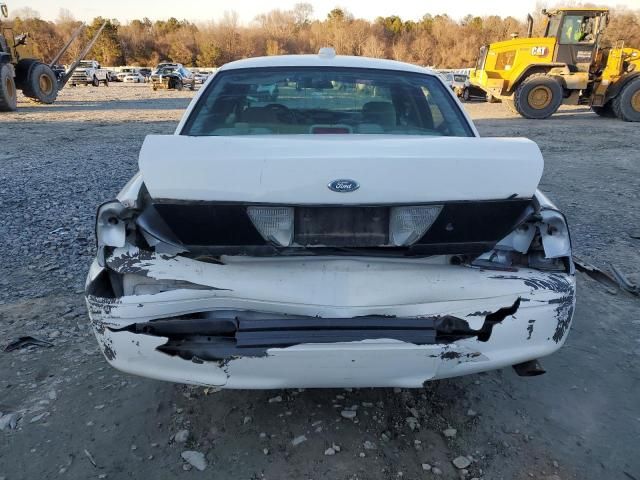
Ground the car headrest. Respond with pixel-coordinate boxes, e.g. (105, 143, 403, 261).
(362, 102, 396, 128)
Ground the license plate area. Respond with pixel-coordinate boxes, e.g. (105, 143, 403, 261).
(294, 207, 389, 247)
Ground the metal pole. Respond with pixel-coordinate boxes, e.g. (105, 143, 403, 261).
(59, 21, 107, 89)
(49, 23, 85, 67)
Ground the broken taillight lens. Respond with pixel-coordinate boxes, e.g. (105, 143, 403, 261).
(96, 200, 130, 248)
(247, 206, 294, 246)
(389, 205, 442, 246)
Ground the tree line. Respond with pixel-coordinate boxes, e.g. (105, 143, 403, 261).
(5, 3, 640, 68)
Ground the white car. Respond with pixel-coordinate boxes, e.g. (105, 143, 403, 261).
(437, 72, 454, 88)
(193, 72, 209, 84)
(86, 49, 575, 389)
(123, 73, 145, 83)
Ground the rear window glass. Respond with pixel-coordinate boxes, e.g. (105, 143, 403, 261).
(182, 67, 473, 137)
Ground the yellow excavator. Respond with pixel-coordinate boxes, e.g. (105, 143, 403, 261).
(469, 8, 640, 121)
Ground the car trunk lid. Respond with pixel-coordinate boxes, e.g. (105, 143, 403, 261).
(139, 134, 543, 204)
(136, 135, 542, 254)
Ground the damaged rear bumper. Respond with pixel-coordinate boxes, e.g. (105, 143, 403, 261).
(85, 247, 576, 388)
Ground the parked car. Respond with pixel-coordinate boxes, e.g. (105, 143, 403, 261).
(86, 49, 575, 389)
(51, 64, 66, 83)
(115, 68, 140, 82)
(451, 74, 467, 97)
(69, 60, 109, 87)
(106, 70, 119, 82)
(437, 71, 455, 90)
(149, 63, 195, 91)
(123, 73, 145, 83)
(193, 72, 208, 84)
(451, 74, 487, 102)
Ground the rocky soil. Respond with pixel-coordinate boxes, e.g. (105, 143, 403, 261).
(0, 85, 638, 480)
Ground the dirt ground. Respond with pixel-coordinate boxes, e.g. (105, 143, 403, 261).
(0, 84, 638, 480)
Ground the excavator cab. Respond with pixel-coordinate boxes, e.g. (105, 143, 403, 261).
(542, 9, 609, 72)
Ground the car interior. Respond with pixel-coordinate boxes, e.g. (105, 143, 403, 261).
(183, 69, 471, 137)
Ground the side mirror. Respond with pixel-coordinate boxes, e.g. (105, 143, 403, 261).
(1, 4, 8, 18)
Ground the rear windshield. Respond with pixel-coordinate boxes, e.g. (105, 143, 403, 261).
(182, 67, 473, 137)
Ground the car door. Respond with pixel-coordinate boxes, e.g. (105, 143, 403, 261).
(179, 67, 191, 87)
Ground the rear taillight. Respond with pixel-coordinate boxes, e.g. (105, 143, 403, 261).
(389, 205, 442, 246)
(247, 206, 294, 246)
(96, 200, 130, 248)
(247, 205, 443, 248)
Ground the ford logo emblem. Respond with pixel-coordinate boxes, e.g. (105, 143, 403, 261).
(328, 179, 359, 193)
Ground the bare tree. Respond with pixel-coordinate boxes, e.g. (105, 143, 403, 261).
(14, 5, 640, 68)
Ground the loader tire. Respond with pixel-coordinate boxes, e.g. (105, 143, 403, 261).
(513, 73, 563, 119)
(21, 62, 58, 104)
(503, 98, 519, 114)
(591, 102, 615, 118)
(0, 63, 17, 111)
(14, 58, 38, 90)
(612, 78, 640, 122)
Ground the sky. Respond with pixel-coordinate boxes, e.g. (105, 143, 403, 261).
(11, 0, 640, 23)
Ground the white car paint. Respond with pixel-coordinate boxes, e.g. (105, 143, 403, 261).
(123, 73, 145, 83)
(139, 135, 543, 204)
(86, 52, 576, 389)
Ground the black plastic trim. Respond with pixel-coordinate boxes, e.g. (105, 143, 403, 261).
(110, 299, 521, 362)
(147, 199, 532, 254)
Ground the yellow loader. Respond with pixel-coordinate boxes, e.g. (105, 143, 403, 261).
(469, 8, 640, 121)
